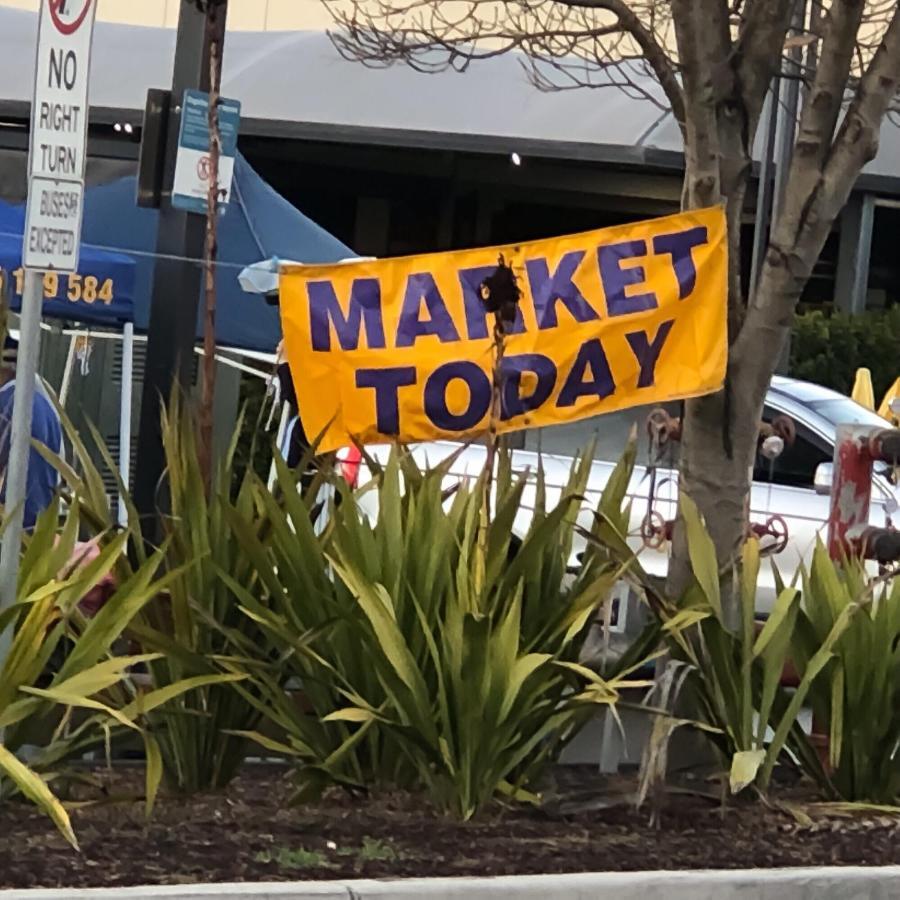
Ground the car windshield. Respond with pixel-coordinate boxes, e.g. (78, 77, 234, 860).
(806, 397, 889, 430)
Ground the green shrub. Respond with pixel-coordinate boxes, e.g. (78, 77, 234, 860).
(0, 501, 207, 845)
(48, 395, 255, 793)
(790, 307, 900, 399)
(222, 442, 654, 817)
(639, 496, 900, 805)
(634, 496, 825, 800)
(793, 546, 900, 804)
(233, 373, 274, 485)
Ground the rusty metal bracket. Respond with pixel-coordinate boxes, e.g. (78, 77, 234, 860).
(647, 408, 682, 450)
(749, 514, 790, 556)
(844, 524, 900, 566)
(640, 511, 673, 550)
(868, 428, 900, 464)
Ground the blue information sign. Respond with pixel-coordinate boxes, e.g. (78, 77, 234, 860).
(172, 89, 241, 215)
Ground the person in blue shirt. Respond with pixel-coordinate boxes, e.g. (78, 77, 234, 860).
(0, 336, 63, 530)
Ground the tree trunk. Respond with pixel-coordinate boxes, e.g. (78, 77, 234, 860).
(668, 106, 756, 623)
(674, 187, 826, 625)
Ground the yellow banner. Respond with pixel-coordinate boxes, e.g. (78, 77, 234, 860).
(280, 207, 727, 453)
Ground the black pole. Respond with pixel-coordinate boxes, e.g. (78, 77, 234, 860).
(773, 0, 806, 374)
(774, 0, 806, 222)
(133, 0, 228, 526)
(748, 87, 779, 302)
(750, 0, 807, 302)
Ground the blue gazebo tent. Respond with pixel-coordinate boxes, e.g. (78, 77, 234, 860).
(79, 152, 354, 353)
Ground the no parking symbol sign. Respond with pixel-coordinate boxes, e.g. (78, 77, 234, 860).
(48, 0, 94, 36)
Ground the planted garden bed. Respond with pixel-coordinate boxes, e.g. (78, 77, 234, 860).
(1, 405, 896, 892)
(0, 766, 898, 890)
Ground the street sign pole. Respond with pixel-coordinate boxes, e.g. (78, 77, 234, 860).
(0, 270, 43, 652)
(0, 0, 96, 659)
(133, 1, 228, 531)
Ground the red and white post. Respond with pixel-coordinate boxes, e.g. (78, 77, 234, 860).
(827, 425, 900, 562)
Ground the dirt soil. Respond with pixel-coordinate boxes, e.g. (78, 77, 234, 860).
(0, 765, 898, 889)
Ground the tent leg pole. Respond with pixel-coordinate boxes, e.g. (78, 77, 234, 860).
(268, 402, 290, 490)
(118, 322, 134, 526)
(59, 332, 78, 407)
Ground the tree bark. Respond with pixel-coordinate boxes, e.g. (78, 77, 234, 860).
(665, 0, 762, 619)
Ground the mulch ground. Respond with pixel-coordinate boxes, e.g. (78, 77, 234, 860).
(0, 765, 898, 889)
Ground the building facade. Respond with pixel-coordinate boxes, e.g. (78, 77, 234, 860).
(0, 2, 896, 316)
(0, 0, 332, 30)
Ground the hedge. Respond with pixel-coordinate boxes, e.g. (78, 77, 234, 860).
(790, 307, 900, 400)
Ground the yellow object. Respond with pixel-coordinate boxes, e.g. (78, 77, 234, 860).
(851, 368, 876, 410)
(280, 207, 728, 453)
(878, 376, 900, 425)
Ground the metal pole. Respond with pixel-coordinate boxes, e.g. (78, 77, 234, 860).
(0, 269, 44, 651)
(826, 424, 873, 560)
(118, 321, 134, 526)
(749, 88, 780, 300)
(772, 0, 807, 374)
(773, 0, 806, 223)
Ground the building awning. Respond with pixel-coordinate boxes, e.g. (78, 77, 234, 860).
(2, 6, 899, 187)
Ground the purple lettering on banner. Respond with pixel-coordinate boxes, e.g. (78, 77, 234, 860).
(424, 361, 491, 431)
(598, 241, 658, 317)
(625, 319, 675, 388)
(396, 273, 461, 347)
(557, 338, 616, 407)
(500, 353, 557, 420)
(356, 366, 417, 435)
(652, 227, 708, 299)
(526, 252, 600, 330)
(309, 278, 385, 351)
(458, 265, 525, 339)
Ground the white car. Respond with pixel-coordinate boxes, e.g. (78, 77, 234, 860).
(350, 377, 898, 621)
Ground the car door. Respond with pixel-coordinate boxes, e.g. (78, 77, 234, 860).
(519, 404, 678, 586)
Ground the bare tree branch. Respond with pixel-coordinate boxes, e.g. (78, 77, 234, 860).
(794, 0, 868, 172)
(818, 0, 900, 212)
(669, 0, 732, 204)
(562, 0, 686, 125)
(737, 0, 900, 371)
(325, 0, 682, 114)
(767, 0, 900, 263)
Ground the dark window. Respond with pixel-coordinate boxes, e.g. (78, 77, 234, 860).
(754, 406, 830, 489)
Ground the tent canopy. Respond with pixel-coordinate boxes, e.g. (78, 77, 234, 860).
(0, 200, 136, 326)
(80, 153, 354, 353)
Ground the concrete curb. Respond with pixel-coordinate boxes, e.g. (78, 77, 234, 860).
(4, 868, 900, 899)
